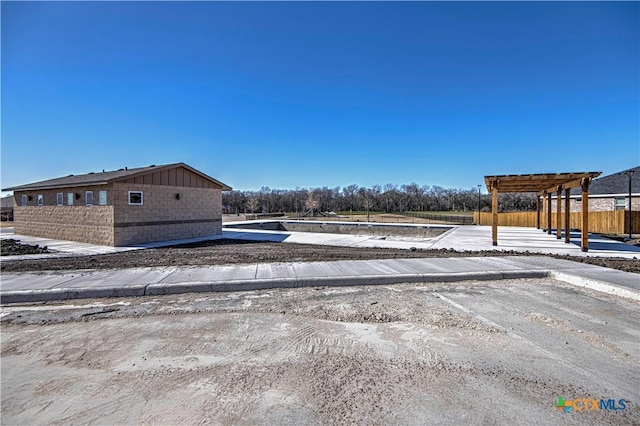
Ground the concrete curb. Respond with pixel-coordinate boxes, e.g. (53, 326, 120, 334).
(145, 270, 550, 296)
(0, 285, 148, 304)
(550, 271, 640, 302)
(0, 270, 549, 304)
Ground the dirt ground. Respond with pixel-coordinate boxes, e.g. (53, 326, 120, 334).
(2, 278, 638, 425)
(1, 238, 639, 274)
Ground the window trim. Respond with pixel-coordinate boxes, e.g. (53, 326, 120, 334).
(67, 192, 74, 206)
(37, 194, 43, 206)
(86, 191, 94, 206)
(98, 190, 107, 206)
(56, 193, 64, 206)
(21, 195, 27, 207)
(128, 191, 144, 205)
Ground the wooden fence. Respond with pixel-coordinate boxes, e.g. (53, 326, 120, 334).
(474, 210, 640, 235)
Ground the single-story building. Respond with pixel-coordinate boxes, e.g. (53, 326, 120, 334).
(569, 166, 639, 212)
(2, 163, 232, 246)
(1, 194, 14, 221)
(550, 166, 639, 212)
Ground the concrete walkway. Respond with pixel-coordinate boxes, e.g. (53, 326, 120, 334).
(1, 224, 638, 304)
(1, 256, 638, 304)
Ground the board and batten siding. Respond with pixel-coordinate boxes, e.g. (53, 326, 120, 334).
(120, 167, 218, 189)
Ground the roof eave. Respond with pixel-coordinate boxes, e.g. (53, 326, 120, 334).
(2, 181, 110, 192)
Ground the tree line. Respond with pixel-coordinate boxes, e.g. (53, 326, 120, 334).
(222, 183, 537, 215)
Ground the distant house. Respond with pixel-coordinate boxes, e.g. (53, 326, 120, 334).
(1, 195, 13, 221)
(2, 163, 232, 246)
(564, 166, 639, 212)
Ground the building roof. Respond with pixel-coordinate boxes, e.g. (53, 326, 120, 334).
(1, 195, 13, 208)
(2, 163, 232, 192)
(569, 166, 640, 196)
(484, 171, 602, 194)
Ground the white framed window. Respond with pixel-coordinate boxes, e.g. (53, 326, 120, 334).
(86, 191, 94, 206)
(21, 195, 27, 206)
(128, 191, 143, 205)
(56, 193, 63, 206)
(98, 190, 107, 206)
(67, 193, 74, 206)
(37, 194, 43, 206)
(615, 197, 626, 211)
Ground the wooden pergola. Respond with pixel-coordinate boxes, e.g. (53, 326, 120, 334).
(484, 172, 601, 252)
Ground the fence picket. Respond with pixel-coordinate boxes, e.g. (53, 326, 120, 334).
(474, 211, 640, 234)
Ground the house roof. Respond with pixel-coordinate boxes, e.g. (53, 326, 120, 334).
(569, 166, 640, 196)
(484, 171, 601, 194)
(2, 163, 232, 192)
(1, 195, 13, 208)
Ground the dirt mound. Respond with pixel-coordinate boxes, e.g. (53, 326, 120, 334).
(1, 239, 50, 256)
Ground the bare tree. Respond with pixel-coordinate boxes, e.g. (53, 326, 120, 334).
(362, 191, 375, 222)
(221, 181, 537, 219)
(305, 192, 318, 216)
(246, 196, 260, 214)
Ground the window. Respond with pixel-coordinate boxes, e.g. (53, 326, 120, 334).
(128, 191, 143, 205)
(98, 190, 107, 206)
(86, 191, 94, 206)
(37, 194, 43, 206)
(21, 195, 27, 206)
(56, 193, 63, 206)
(615, 197, 626, 211)
(67, 193, 74, 206)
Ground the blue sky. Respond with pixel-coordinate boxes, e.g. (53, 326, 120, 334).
(1, 1, 638, 193)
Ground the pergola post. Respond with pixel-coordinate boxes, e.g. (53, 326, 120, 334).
(581, 178, 590, 252)
(492, 186, 498, 246)
(564, 188, 571, 243)
(542, 192, 547, 231)
(547, 192, 552, 235)
(556, 185, 563, 239)
(536, 195, 541, 229)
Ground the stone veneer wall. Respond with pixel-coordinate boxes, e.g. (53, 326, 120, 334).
(112, 183, 222, 246)
(13, 186, 115, 245)
(550, 196, 640, 212)
(13, 205, 115, 245)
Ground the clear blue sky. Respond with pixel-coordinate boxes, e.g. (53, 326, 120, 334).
(1, 1, 638, 194)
